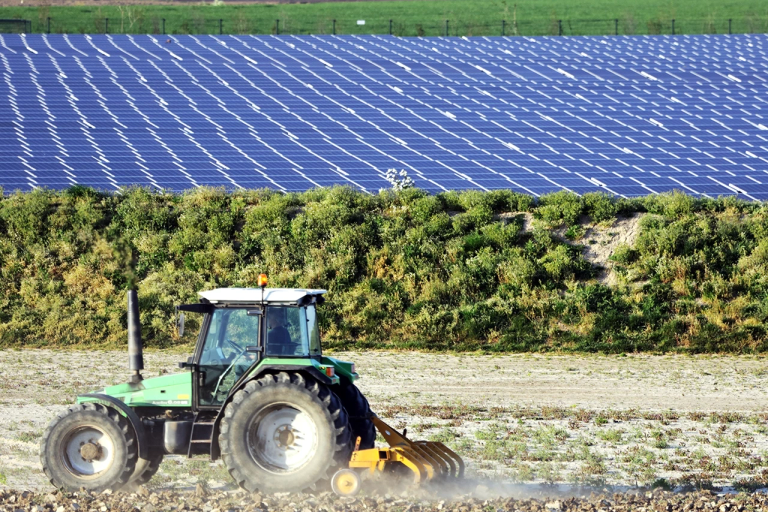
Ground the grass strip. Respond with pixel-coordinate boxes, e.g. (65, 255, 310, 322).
(1, 0, 767, 36)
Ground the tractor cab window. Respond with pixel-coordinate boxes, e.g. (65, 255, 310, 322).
(306, 305, 321, 356)
(266, 305, 321, 357)
(198, 308, 260, 406)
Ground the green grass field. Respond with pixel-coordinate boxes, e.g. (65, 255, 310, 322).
(1, 0, 767, 36)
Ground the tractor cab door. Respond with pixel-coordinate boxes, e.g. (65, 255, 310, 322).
(194, 307, 263, 408)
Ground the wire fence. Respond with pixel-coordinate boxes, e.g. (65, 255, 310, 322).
(0, 18, 31, 33)
(3, 15, 768, 37)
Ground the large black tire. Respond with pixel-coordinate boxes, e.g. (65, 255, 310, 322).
(219, 372, 351, 493)
(40, 403, 137, 492)
(128, 452, 164, 485)
(335, 376, 376, 450)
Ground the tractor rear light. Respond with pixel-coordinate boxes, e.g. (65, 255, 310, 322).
(325, 366, 335, 377)
(350, 364, 356, 374)
(257, 274, 268, 287)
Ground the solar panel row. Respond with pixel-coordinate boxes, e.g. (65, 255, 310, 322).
(0, 33, 766, 198)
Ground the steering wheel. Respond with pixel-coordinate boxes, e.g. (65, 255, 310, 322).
(211, 341, 253, 401)
(223, 339, 246, 359)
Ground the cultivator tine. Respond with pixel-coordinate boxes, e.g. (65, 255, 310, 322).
(406, 444, 440, 479)
(351, 415, 465, 484)
(414, 441, 454, 477)
(394, 446, 432, 482)
(412, 441, 449, 476)
(416, 441, 464, 478)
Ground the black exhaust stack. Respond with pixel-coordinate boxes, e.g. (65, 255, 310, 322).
(127, 289, 144, 384)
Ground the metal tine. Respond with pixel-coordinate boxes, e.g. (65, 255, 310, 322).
(396, 446, 433, 482)
(416, 441, 457, 477)
(414, 441, 452, 477)
(390, 447, 429, 483)
(409, 443, 446, 478)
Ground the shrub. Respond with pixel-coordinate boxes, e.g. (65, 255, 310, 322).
(0, 186, 764, 354)
(582, 192, 618, 223)
(536, 191, 583, 226)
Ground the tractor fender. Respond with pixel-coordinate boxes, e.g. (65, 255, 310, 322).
(209, 365, 335, 460)
(79, 393, 149, 459)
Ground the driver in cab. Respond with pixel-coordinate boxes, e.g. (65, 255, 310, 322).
(267, 308, 297, 355)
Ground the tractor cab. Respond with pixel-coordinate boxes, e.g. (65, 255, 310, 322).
(178, 287, 329, 407)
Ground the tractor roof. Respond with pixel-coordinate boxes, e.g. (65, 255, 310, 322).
(198, 287, 326, 305)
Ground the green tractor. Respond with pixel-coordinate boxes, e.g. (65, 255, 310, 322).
(40, 283, 377, 494)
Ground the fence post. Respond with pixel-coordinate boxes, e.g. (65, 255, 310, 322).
(445, 19, 449, 36)
(671, 18, 675, 35)
(728, 18, 732, 34)
(276, 19, 280, 35)
(162, 18, 165, 35)
(615, 18, 618, 35)
(105, 18, 108, 34)
(389, 19, 393, 35)
(47, 17, 50, 34)
(219, 19, 222, 35)
(332, 19, 336, 35)
(502, 19, 506, 36)
(558, 19, 562, 36)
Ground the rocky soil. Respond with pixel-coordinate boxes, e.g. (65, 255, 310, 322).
(2, 487, 768, 512)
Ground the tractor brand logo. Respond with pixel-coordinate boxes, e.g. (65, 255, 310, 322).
(151, 400, 189, 405)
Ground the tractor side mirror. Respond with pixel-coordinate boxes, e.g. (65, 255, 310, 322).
(178, 357, 195, 370)
(177, 313, 185, 337)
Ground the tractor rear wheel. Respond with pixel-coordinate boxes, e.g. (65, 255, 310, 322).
(336, 376, 376, 450)
(40, 403, 137, 492)
(219, 372, 351, 493)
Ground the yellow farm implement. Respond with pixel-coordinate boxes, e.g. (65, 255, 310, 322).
(331, 416, 465, 496)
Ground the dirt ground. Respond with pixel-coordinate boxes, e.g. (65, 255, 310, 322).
(2, 350, 768, 497)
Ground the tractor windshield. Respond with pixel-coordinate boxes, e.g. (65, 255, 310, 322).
(266, 305, 321, 357)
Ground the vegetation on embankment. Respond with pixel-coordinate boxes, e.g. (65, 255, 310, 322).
(0, 186, 767, 353)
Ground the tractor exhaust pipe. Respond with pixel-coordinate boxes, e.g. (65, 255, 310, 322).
(127, 289, 144, 384)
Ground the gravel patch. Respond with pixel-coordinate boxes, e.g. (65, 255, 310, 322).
(2, 487, 768, 512)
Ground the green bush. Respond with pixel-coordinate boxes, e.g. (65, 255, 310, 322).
(536, 191, 583, 226)
(0, 186, 766, 354)
(583, 192, 618, 223)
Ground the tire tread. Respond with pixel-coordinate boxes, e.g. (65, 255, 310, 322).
(219, 371, 350, 493)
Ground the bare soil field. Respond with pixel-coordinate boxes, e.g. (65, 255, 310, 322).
(2, 350, 768, 509)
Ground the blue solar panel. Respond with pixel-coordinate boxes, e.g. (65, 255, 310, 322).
(0, 33, 767, 197)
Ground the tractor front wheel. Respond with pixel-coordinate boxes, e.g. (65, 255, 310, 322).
(219, 372, 351, 493)
(129, 452, 164, 485)
(40, 403, 137, 492)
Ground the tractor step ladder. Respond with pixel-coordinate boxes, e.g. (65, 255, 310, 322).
(187, 413, 215, 457)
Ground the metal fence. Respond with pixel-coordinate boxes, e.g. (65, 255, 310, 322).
(0, 18, 31, 33)
(9, 16, 768, 37)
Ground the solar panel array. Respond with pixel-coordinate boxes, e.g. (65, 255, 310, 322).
(1, 33, 767, 198)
